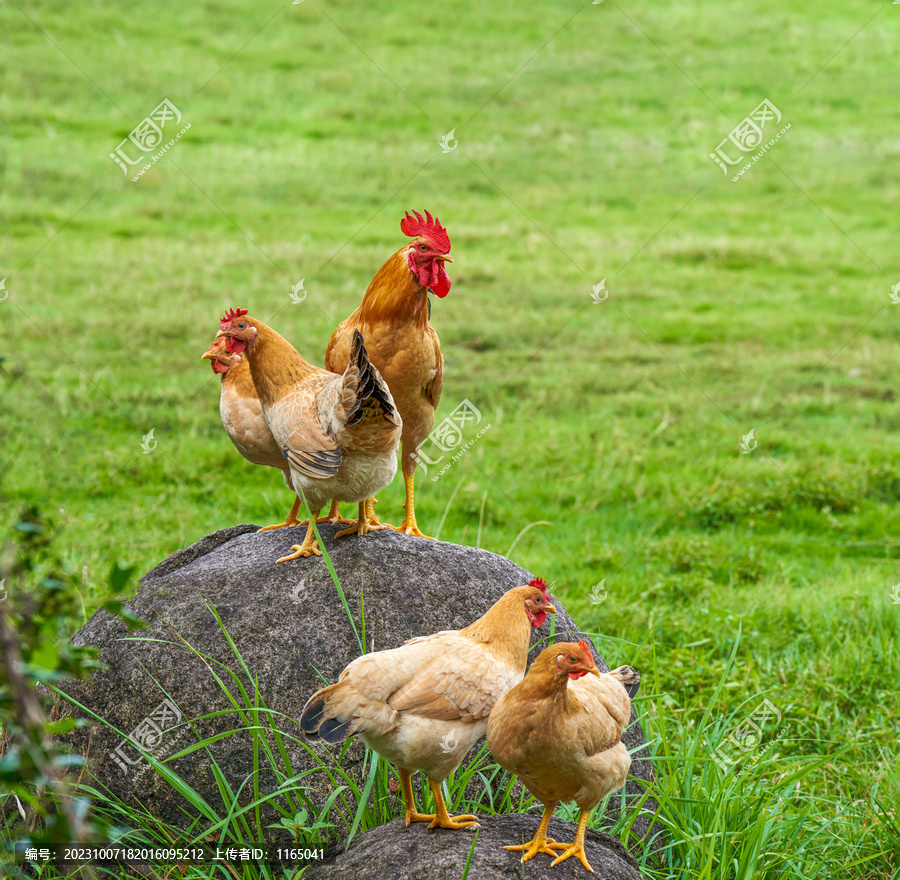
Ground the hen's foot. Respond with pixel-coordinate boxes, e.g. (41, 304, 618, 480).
(505, 836, 563, 861)
(427, 812, 479, 830)
(257, 496, 303, 532)
(335, 503, 392, 539)
(315, 500, 354, 526)
(276, 522, 322, 562)
(364, 498, 384, 527)
(548, 811, 593, 872)
(387, 473, 433, 538)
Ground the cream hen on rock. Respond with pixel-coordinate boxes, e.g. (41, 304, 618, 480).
(300, 580, 556, 830)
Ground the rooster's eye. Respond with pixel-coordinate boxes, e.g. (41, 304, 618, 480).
(419, 244, 428, 251)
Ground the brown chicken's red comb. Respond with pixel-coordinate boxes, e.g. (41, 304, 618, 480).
(577, 640, 595, 665)
(221, 307, 249, 328)
(400, 210, 451, 253)
(528, 578, 549, 594)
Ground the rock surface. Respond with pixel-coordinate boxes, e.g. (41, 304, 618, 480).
(58, 523, 655, 852)
(306, 815, 645, 879)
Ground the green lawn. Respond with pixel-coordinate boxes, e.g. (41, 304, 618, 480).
(1, 0, 899, 876)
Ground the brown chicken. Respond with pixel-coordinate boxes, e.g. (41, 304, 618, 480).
(299, 580, 556, 829)
(486, 641, 640, 873)
(217, 309, 401, 561)
(201, 339, 353, 531)
(325, 210, 452, 538)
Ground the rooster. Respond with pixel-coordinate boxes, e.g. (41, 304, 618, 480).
(299, 580, 556, 829)
(486, 641, 640, 873)
(201, 339, 353, 531)
(217, 309, 401, 561)
(325, 210, 452, 538)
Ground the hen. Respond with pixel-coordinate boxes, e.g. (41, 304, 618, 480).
(486, 641, 640, 873)
(299, 580, 556, 829)
(217, 309, 401, 561)
(325, 210, 452, 538)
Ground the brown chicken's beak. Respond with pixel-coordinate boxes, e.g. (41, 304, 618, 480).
(201, 350, 214, 361)
(215, 329, 229, 340)
(436, 253, 453, 263)
(546, 603, 557, 615)
(586, 666, 601, 678)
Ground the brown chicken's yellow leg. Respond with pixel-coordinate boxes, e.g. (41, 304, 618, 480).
(549, 809, 594, 872)
(398, 768, 437, 825)
(257, 496, 303, 532)
(276, 516, 322, 562)
(426, 779, 479, 830)
(334, 502, 391, 539)
(505, 801, 561, 861)
(365, 498, 384, 527)
(314, 500, 354, 526)
(390, 473, 433, 539)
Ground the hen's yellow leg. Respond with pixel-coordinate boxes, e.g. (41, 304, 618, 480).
(315, 500, 354, 526)
(426, 779, 479, 830)
(505, 801, 561, 861)
(398, 768, 436, 825)
(335, 502, 391, 539)
(390, 473, 432, 539)
(257, 496, 303, 532)
(276, 515, 322, 562)
(549, 809, 594, 872)
(364, 498, 384, 527)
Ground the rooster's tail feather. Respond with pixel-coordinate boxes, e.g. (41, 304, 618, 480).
(345, 330, 400, 428)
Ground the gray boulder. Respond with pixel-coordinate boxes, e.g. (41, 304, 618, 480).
(58, 524, 655, 854)
(305, 815, 645, 879)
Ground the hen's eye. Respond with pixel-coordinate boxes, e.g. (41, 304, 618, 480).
(238, 323, 246, 329)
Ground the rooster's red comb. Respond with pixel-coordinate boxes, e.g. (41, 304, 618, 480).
(528, 578, 549, 594)
(220, 308, 249, 328)
(400, 210, 451, 253)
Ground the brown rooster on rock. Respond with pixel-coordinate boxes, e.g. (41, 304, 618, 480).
(325, 210, 452, 538)
(217, 309, 401, 561)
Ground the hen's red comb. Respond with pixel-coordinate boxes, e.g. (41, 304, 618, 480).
(528, 578, 549, 594)
(221, 308, 248, 328)
(577, 640, 595, 665)
(400, 210, 451, 253)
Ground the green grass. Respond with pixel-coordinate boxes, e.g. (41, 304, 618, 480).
(1, 0, 899, 876)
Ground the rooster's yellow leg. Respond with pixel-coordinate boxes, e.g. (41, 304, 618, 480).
(314, 500, 354, 526)
(276, 516, 322, 562)
(426, 779, 479, 830)
(257, 496, 303, 532)
(505, 801, 561, 860)
(389, 473, 433, 539)
(335, 503, 391, 539)
(398, 768, 436, 826)
(548, 809, 594, 872)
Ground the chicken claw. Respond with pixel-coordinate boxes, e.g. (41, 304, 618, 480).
(335, 502, 392, 540)
(389, 474, 434, 539)
(257, 496, 304, 532)
(548, 811, 594, 873)
(315, 500, 355, 526)
(425, 780, 479, 830)
(505, 803, 561, 861)
(276, 522, 322, 562)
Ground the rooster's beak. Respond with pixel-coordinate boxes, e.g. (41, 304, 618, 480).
(215, 329, 229, 339)
(436, 253, 453, 263)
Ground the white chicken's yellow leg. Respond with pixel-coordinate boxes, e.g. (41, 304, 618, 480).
(390, 473, 432, 539)
(426, 779, 479, 830)
(276, 514, 322, 562)
(505, 801, 561, 861)
(334, 502, 391, 540)
(549, 809, 594, 873)
(257, 496, 303, 532)
(398, 768, 438, 825)
(315, 500, 354, 526)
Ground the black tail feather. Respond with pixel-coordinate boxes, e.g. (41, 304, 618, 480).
(345, 330, 399, 428)
(299, 684, 356, 745)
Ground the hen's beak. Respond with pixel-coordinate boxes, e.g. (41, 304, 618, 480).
(546, 603, 557, 615)
(215, 329, 229, 339)
(201, 350, 214, 361)
(436, 253, 453, 263)
(586, 666, 601, 677)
